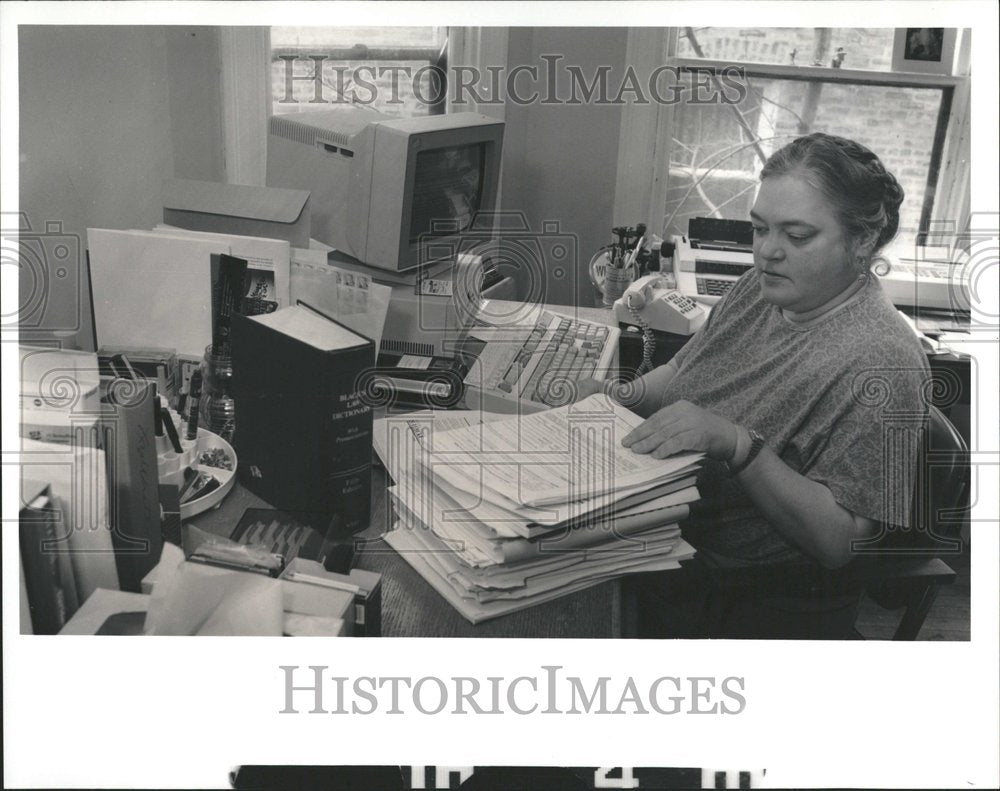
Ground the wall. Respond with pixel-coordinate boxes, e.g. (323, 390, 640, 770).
(18, 24, 627, 349)
(500, 28, 628, 307)
(18, 26, 225, 350)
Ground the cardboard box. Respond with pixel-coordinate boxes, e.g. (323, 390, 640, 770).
(280, 574, 355, 635)
(141, 558, 356, 636)
(280, 558, 382, 637)
(162, 178, 310, 249)
(59, 587, 348, 636)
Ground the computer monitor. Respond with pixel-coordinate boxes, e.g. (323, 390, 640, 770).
(266, 108, 504, 273)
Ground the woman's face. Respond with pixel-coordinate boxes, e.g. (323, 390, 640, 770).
(750, 172, 859, 314)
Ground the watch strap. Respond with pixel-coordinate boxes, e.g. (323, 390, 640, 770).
(728, 428, 765, 476)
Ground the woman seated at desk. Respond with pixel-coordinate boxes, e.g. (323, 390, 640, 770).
(582, 133, 930, 635)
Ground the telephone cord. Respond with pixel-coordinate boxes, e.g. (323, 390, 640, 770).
(626, 299, 656, 377)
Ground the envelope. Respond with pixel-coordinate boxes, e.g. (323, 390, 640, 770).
(162, 178, 310, 248)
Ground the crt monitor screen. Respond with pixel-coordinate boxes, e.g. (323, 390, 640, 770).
(409, 143, 486, 245)
(266, 109, 504, 272)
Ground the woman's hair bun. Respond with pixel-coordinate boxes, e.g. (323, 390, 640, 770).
(761, 132, 905, 260)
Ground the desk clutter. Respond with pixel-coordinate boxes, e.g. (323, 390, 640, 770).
(17, 179, 396, 636)
(373, 396, 701, 624)
(18, 338, 380, 635)
(20, 176, 705, 636)
(59, 537, 381, 637)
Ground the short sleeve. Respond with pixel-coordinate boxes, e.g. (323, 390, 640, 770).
(804, 364, 929, 527)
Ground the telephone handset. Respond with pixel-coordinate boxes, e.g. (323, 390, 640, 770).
(613, 274, 707, 336)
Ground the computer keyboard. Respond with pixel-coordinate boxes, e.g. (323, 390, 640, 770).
(462, 309, 620, 413)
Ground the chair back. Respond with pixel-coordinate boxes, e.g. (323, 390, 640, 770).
(865, 405, 968, 611)
(908, 404, 969, 552)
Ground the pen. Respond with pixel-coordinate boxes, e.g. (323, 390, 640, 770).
(177, 467, 201, 501)
(625, 234, 646, 272)
(180, 472, 218, 504)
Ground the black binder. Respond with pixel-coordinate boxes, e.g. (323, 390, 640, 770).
(232, 304, 375, 536)
(100, 377, 163, 592)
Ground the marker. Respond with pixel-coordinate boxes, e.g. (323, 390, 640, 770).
(160, 405, 183, 453)
(186, 369, 202, 441)
(154, 396, 164, 437)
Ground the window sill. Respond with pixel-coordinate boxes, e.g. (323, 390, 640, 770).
(671, 56, 964, 87)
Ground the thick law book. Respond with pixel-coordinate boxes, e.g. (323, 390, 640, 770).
(232, 303, 375, 536)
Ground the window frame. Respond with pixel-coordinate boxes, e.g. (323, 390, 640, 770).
(270, 36, 449, 116)
(614, 30, 972, 247)
(220, 26, 507, 196)
(220, 27, 271, 186)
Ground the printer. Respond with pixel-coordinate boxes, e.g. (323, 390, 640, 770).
(673, 217, 755, 304)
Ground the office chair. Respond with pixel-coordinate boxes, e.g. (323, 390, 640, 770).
(622, 406, 969, 640)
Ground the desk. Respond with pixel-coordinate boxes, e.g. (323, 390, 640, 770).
(189, 301, 635, 637)
(189, 468, 625, 638)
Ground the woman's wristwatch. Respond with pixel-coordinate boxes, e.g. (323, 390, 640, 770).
(727, 428, 765, 476)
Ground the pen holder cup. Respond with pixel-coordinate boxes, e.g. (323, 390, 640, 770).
(200, 345, 236, 443)
(602, 266, 635, 307)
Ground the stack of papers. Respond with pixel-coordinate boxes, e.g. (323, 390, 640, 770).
(373, 395, 702, 623)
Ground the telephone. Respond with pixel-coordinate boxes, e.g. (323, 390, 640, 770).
(613, 274, 707, 336)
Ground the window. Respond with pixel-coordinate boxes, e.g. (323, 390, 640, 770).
(270, 27, 448, 118)
(677, 27, 899, 70)
(642, 28, 969, 256)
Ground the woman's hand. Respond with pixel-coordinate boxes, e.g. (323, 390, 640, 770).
(622, 399, 738, 460)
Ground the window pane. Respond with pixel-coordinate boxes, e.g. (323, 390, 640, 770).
(678, 28, 896, 72)
(663, 72, 943, 253)
(272, 27, 444, 48)
(271, 27, 445, 118)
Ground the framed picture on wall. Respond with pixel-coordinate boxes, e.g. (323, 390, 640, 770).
(892, 28, 956, 75)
